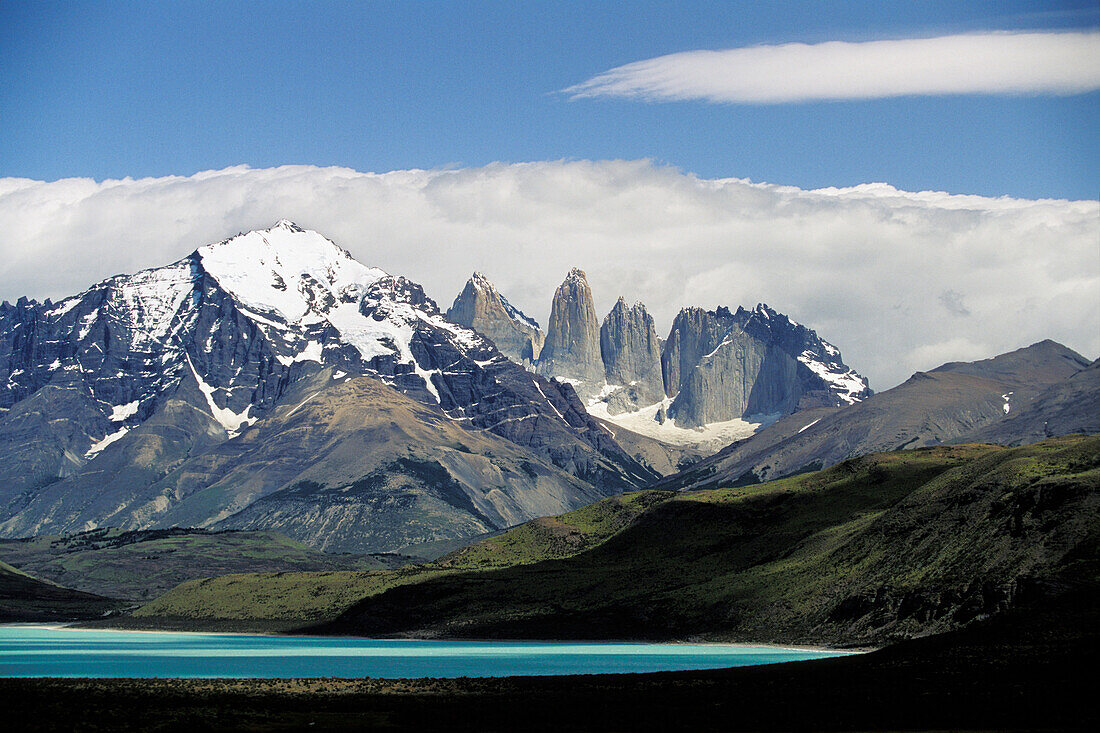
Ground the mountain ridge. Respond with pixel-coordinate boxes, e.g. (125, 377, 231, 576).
(0, 223, 656, 549)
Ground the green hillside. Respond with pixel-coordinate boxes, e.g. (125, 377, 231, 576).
(126, 436, 1099, 644)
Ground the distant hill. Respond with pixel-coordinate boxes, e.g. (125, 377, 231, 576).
(0, 528, 399, 601)
(653, 340, 1092, 491)
(955, 358, 1100, 446)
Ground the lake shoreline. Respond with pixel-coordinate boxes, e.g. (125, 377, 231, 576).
(1, 590, 1092, 730)
(0, 624, 854, 680)
(4, 621, 872, 655)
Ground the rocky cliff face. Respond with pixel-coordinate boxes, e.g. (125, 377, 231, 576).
(0, 223, 657, 546)
(536, 269, 605, 391)
(599, 298, 664, 414)
(445, 272, 544, 365)
(661, 304, 870, 427)
(451, 270, 871, 439)
(444, 267, 870, 434)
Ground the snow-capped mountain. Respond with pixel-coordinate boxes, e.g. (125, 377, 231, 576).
(0, 222, 655, 546)
(457, 269, 871, 448)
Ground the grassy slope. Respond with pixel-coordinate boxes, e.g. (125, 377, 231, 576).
(123, 436, 1098, 643)
(0, 528, 393, 602)
(318, 441, 1016, 643)
(125, 493, 670, 630)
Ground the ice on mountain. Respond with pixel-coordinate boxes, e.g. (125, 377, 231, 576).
(798, 350, 866, 404)
(186, 354, 257, 437)
(109, 400, 140, 421)
(85, 427, 131, 459)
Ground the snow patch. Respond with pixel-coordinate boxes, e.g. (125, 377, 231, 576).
(198, 224, 387, 323)
(186, 354, 257, 437)
(587, 398, 777, 450)
(798, 350, 867, 404)
(109, 400, 140, 421)
(286, 391, 322, 418)
(533, 380, 566, 421)
(500, 293, 541, 331)
(797, 417, 822, 434)
(85, 427, 130, 459)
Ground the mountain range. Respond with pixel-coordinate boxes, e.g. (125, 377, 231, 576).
(448, 267, 871, 446)
(0, 222, 655, 551)
(1, 221, 1095, 556)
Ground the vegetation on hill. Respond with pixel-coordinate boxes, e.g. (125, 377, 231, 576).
(124, 435, 1099, 644)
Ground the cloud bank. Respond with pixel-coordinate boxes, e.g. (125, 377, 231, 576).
(1, 161, 1096, 390)
(564, 31, 1100, 103)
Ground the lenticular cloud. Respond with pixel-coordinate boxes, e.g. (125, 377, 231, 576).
(564, 31, 1100, 104)
(0, 161, 1096, 390)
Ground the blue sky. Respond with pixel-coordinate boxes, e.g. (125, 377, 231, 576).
(2, 0, 1097, 198)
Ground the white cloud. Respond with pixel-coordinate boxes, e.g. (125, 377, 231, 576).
(564, 31, 1100, 103)
(1, 161, 1097, 391)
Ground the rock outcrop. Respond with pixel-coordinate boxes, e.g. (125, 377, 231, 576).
(445, 272, 544, 364)
(536, 269, 605, 391)
(662, 304, 870, 427)
(599, 297, 664, 414)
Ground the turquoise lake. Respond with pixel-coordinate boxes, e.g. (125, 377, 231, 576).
(0, 626, 852, 678)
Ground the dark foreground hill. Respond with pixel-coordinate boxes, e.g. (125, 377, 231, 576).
(122, 435, 1099, 647)
(0, 560, 125, 622)
(3, 583, 1095, 732)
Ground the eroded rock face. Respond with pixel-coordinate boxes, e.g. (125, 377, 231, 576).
(599, 298, 664, 414)
(446, 272, 544, 364)
(662, 304, 870, 427)
(537, 269, 605, 390)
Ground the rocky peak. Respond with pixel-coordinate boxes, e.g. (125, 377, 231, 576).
(446, 272, 544, 364)
(598, 297, 664, 414)
(0, 226, 662, 541)
(660, 303, 870, 427)
(197, 222, 385, 322)
(537, 268, 604, 389)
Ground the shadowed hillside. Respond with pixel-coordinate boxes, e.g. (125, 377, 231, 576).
(0, 560, 126, 622)
(0, 528, 398, 601)
(123, 435, 1099, 646)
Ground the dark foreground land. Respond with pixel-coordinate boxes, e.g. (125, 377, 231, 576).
(2, 585, 1096, 732)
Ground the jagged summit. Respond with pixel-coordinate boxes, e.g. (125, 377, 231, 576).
(662, 303, 870, 427)
(599, 297, 664, 414)
(446, 272, 544, 363)
(0, 226, 658, 544)
(198, 223, 387, 326)
(272, 218, 304, 232)
(536, 268, 604, 389)
(445, 266, 870, 443)
(564, 267, 588, 283)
